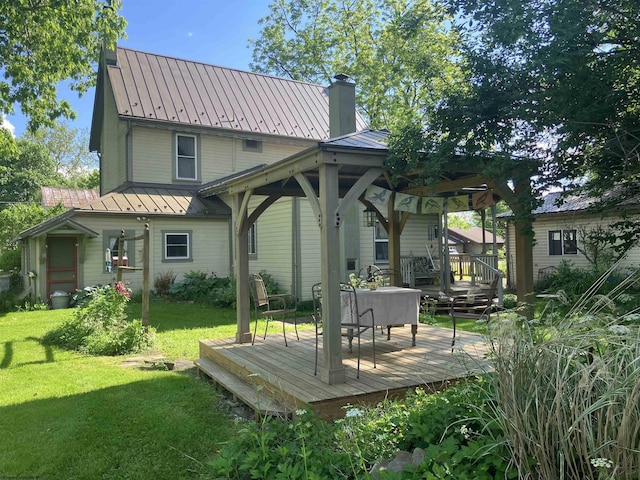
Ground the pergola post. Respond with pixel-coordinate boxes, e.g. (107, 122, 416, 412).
(319, 163, 346, 384)
(387, 193, 402, 286)
(233, 192, 252, 343)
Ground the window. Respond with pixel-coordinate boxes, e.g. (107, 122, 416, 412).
(176, 134, 197, 180)
(103, 230, 135, 272)
(163, 232, 192, 261)
(242, 139, 262, 153)
(374, 221, 389, 262)
(248, 223, 257, 257)
(549, 229, 577, 255)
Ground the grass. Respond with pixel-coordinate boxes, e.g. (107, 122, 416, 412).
(0, 305, 242, 479)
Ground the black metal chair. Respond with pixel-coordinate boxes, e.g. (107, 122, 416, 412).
(249, 273, 298, 346)
(340, 283, 376, 378)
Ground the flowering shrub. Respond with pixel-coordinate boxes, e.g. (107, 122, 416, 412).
(43, 282, 155, 355)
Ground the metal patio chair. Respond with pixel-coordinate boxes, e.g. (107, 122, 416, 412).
(340, 283, 376, 378)
(311, 283, 323, 375)
(250, 273, 298, 346)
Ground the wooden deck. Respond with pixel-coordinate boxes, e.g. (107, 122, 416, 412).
(197, 325, 491, 419)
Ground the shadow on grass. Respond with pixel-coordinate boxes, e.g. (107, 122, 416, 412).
(0, 374, 236, 480)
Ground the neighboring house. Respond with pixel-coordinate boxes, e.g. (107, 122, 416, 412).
(15, 46, 441, 302)
(447, 226, 504, 255)
(500, 191, 640, 287)
(41, 186, 100, 208)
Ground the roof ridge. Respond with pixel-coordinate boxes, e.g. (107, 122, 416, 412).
(115, 45, 328, 90)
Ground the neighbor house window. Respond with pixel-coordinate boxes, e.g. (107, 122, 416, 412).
(163, 231, 192, 261)
(175, 134, 197, 180)
(549, 229, 577, 255)
(103, 230, 135, 272)
(242, 139, 262, 153)
(374, 221, 389, 262)
(248, 223, 257, 257)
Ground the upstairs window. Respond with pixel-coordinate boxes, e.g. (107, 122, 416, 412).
(549, 229, 577, 255)
(176, 134, 197, 180)
(243, 139, 262, 153)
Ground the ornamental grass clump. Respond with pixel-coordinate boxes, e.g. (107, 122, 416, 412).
(487, 264, 640, 479)
(44, 282, 155, 355)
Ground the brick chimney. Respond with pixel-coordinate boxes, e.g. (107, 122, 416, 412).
(328, 74, 356, 138)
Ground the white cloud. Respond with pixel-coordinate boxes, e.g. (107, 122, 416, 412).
(1, 116, 15, 137)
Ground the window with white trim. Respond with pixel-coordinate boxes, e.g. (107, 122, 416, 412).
(374, 221, 389, 262)
(243, 139, 262, 153)
(549, 229, 577, 255)
(176, 134, 197, 180)
(248, 223, 257, 257)
(163, 232, 191, 260)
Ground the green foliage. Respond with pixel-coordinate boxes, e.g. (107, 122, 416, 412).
(44, 283, 155, 355)
(168, 270, 223, 302)
(0, 0, 126, 131)
(0, 138, 66, 204)
(487, 269, 640, 479)
(250, 0, 466, 129)
(441, 0, 640, 200)
(0, 202, 67, 271)
(22, 121, 99, 186)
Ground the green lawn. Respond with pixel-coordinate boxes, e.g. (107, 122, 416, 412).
(0, 305, 243, 480)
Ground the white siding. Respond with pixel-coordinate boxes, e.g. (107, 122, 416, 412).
(298, 199, 322, 300)
(248, 197, 294, 295)
(507, 213, 640, 287)
(101, 74, 128, 193)
(130, 126, 313, 186)
(72, 214, 229, 293)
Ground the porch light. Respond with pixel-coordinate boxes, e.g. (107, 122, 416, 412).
(363, 205, 376, 227)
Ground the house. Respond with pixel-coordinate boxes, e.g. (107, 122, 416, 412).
(500, 190, 640, 287)
(447, 226, 504, 254)
(15, 46, 445, 302)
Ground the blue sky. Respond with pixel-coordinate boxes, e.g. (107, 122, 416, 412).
(6, 0, 272, 137)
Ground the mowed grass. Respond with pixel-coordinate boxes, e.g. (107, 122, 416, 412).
(0, 303, 249, 480)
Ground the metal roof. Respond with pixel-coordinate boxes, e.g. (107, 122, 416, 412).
(448, 226, 504, 244)
(13, 212, 98, 241)
(320, 129, 390, 151)
(77, 184, 230, 217)
(41, 187, 100, 208)
(106, 47, 367, 140)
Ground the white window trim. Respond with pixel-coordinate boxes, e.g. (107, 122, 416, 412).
(175, 134, 198, 181)
(548, 229, 578, 256)
(374, 221, 389, 262)
(163, 232, 191, 261)
(248, 223, 257, 258)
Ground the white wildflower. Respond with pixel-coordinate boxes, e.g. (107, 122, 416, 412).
(608, 325, 631, 335)
(617, 293, 633, 303)
(295, 409, 307, 416)
(345, 407, 363, 418)
(590, 457, 613, 469)
(459, 424, 474, 440)
(622, 313, 640, 323)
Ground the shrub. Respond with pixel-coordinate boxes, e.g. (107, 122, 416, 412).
(44, 282, 155, 355)
(154, 270, 177, 295)
(169, 270, 219, 302)
(208, 277, 236, 308)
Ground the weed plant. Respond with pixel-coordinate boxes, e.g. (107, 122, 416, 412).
(44, 282, 155, 355)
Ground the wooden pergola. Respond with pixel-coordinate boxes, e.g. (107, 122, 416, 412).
(199, 130, 536, 385)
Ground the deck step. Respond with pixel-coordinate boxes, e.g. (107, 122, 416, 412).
(195, 357, 289, 418)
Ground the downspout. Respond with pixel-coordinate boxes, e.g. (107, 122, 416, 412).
(126, 120, 133, 182)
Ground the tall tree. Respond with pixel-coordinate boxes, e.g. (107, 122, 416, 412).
(0, 139, 64, 206)
(250, 0, 466, 129)
(0, 0, 126, 132)
(23, 122, 98, 186)
(436, 0, 640, 198)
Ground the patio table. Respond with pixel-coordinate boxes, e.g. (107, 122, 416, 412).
(341, 286, 422, 346)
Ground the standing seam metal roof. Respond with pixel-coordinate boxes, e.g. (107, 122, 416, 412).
(109, 47, 367, 140)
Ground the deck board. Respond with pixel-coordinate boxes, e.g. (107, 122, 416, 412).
(198, 325, 490, 419)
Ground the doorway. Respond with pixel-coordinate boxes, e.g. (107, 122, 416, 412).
(46, 236, 78, 297)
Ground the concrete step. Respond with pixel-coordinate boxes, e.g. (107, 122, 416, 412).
(195, 357, 289, 418)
